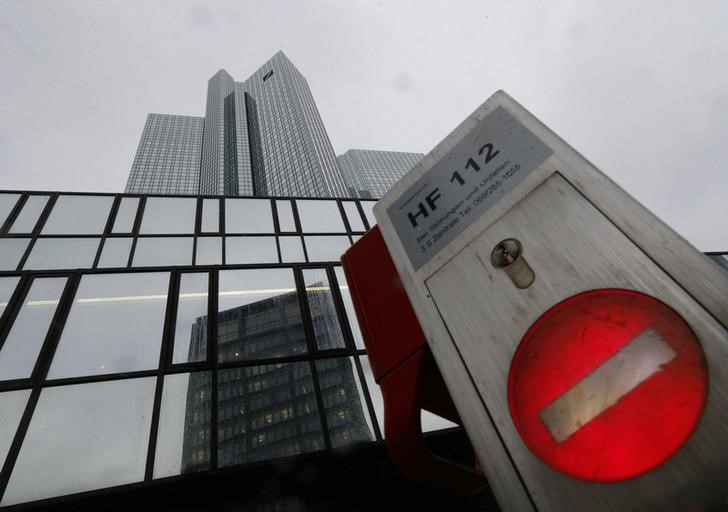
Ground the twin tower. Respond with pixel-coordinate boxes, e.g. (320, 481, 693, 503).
(125, 51, 422, 199)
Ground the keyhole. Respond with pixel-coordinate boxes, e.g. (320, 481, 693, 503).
(490, 238, 535, 289)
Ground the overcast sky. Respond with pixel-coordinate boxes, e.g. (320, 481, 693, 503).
(1, 0, 726, 250)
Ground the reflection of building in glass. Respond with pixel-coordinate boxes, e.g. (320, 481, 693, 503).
(180, 284, 372, 472)
(337, 149, 424, 199)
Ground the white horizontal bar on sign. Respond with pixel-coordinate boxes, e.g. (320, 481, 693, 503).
(540, 327, 677, 444)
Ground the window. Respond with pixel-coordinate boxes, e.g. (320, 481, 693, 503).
(23, 238, 100, 270)
(172, 273, 209, 364)
(1, 378, 155, 506)
(303, 269, 346, 350)
(48, 272, 169, 378)
(217, 269, 306, 362)
(154, 372, 211, 477)
(263, 70, 274, 82)
(41, 195, 113, 235)
(140, 197, 196, 234)
(0, 278, 67, 381)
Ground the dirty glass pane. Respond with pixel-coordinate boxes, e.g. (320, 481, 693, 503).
(173, 273, 208, 364)
(278, 236, 305, 263)
(41, 195, 113, 235)
(304, 236, 350, 262)
(195, 237, 222, 266)
(225, 236, 278, 264)
(316, 357, 375, 448)
(342, 201, 366, 232)
(140, 197, 196, 234)
(112, 197, 140, 233)
(217, 362, 324, 467)
(48, 272, 169, 378)
(154, 372, 211, 478)
(275, 200, 296, 232)
(0, 390, 31, 470)
(0, 277, 67, 381)
(201, 199, 219, 233)
(359, 201, 377, 228)
(23, 238, 100, 270)
(133, 237, 193, 267)
(0, 194, 21, 228)
(1, 378, 155, 507)
(303, 269, 346, 350)
(334, 267, 364, 349)
(358, 356, 384, 435)
(0, 276, 20, 319)
(296, 200, 345, 233)
(96, 237, 132, 268)
(217, 269, 306, 362)
(0, 239, 30, 271)
(225, 199, 274, 234)
(8, 195, 48, 234)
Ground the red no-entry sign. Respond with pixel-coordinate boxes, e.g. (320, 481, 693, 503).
(508, 289, 708, 482)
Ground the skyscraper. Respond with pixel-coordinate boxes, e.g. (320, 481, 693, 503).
(337, 149, 423, 199)
(126, 52, 349, 198)
(126, 114, 204, 195)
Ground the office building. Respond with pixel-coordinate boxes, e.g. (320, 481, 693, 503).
(0, 190, 482, 511)
(126, 52, 348, 198)
(337, 149, 423, 199)
(126, 114, 205, 195)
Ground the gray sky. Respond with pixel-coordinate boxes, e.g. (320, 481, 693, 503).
(1, 0, 726, 250)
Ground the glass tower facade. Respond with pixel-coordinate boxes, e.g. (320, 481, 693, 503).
(337, 149, 423, 199)
(129, 52, 349, 198)
(125, 114, 205, 195)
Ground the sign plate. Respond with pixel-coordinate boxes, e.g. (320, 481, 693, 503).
(386, 106, 552, 270)
(508, 289, 708, 482)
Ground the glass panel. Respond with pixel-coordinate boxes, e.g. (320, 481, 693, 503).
(1, 378, 155, 507)
(296, 200, 345, 233)
(303, 269, 346, 350)
(218, 269, 306, 362)
(276, 200, 296, 232)
(0, 276, 20, 318)
(140, 197, 196, 234)
(358, 356, 384, 435)
(0, 277, 67, 381)
(133, 237, 193, 267)
(316, 358, 375, 448)
(195, 237, 222, 265)
(41, 195, 113, 235)
(154, 372, 211, 478)
(342, 201, 366, 232)
(304, 236, 350, 262)
(23, 238, 100, 270)
(173, 273, 208, 364)
(0, 193, 20, 228)
(359, 201, 377, 228)
(0, 238, 30, 271)
(96, 237, 132, 268)
(334, 267, 365, 349)
(225, 199, 274, 234)
(421, 410, 458, 433)
(8, 195, 48, 234)
(225, 236, 278, 264)
(217, 362, 324, 467)
(0, 390, 31, 469)
(48, 272, 169, 379)
(279, 236, 305, 263)
(201, 199, 219, 233)
(112, 197, 140, 233)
